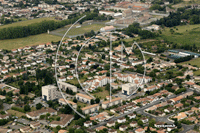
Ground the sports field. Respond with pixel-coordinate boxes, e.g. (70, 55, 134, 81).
(58, 24, 105, 36)
(160, 24, 200, 46)
(0, 33, 62, 50)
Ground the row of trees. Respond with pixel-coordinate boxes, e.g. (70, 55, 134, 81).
(124, 23, 159, 39)
(174, 55, 194, 63)
(0, 12, 110, 40)
(155, 8, 200, 27)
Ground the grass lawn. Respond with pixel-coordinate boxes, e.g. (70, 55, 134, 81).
(92, 88, 109, 99)
(58, 24, 105, 36)
(77, 101, 87, 108)
(179, 57, 200, 76)
(20, 93, 35, 98)
(0, 17, 57, 29)
(7, 109, 25, 117)
(31, 107, 37, 111)
(159, 24, 200, 46)
(179, 58, 200, 67)
(0, 33, 62, 50)
(9, 82, 19, 89)
(194, 70, 200, 76)
(114, 37, 141, 44)
(66, 78, 85, 86)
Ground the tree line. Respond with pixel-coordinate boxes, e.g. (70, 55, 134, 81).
(0, 12, 110, 40)
(124, 23, 159, 39)
(155, 8, 200, 27)
(174, 55, 194, 63)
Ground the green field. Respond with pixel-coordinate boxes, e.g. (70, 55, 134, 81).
(160, 24, 200, 46)
(179, 58, 200, 67)
(0, 33, 62, 50)
(179, 57, 200, 76)
(0, 17, 57, 29)
(7, 110, 25, 117)
(92, 88, 109, 99)
(58, 24, 105, 36)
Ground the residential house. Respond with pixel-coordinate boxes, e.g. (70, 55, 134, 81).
(81, 104, 100, 114)
(84, 121, 92, 127)
(58, 98, 77, 109)
(101, 97, 122, 109)
(135, 128, 145, 133)
(26, 108, 57, 120)
(119, 125, 128, 131)
(117, 117, 126, 123)
(76, 93, 93, 104)
(107, 121, 115, 127)
(173, 112, 187, 121)
(50, 114, 74, 128)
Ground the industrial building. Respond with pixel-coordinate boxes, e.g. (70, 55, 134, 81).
(168, 49, 200, 59)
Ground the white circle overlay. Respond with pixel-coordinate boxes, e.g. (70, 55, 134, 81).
(55, 15, 146, 118)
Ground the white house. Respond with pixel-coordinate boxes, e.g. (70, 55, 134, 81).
(84, 121, 92, 127)
(117, 117, 126, 123)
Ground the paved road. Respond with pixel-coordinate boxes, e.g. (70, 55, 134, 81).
(149, 12, 169, 17)
(91, 93, 176, 129)
(179, 124, 195, 133)
(3, 103, 11, 111)
(91, 89, 195, 132)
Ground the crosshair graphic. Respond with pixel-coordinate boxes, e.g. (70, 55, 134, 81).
(55, 15, 146, 118)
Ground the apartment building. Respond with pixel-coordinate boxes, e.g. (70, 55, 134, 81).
(81, 104, 100, 114)
(42, 85, 57, 101)
(102, 97, 122, 109)
(122, 83, 137, 95)
(57, 81, 77, 92)
(58, 98, 77, 109)
(49, 114, 74, 128)
(76, 93, 93, 104)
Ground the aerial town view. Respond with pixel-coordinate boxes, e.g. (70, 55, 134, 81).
(1, 0, 200, 133)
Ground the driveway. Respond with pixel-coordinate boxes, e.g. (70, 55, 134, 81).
(3, 103, 11, 111)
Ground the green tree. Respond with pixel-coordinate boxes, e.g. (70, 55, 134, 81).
(73, 98, 77, 103)
(56, 125, 61, 130)
(91, 99, 95, 105)
(36, 103, 43, 110)
(75, 129, 84, 133)
(95, 98, 100, 103)
(186, 75, 190, 81)
(24, 104, 31, 112)
(56, 116, 60, 121)
(149, 118, 156, 127)
(137, 120, 143, 127)
(102, 54, 105, 59)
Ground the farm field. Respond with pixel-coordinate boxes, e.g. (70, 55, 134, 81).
(179, 58, 200, 67)
(160, 24, 200, 46)
(0, 17, 57, 29)
(0, 33, 62, 50)
(179, 57, 200, 76)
